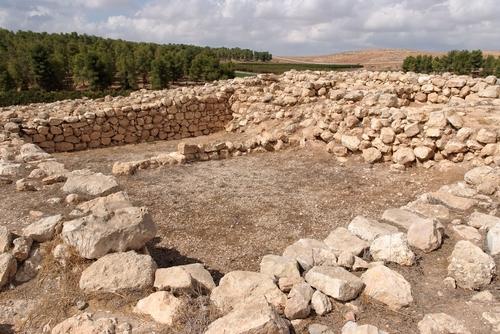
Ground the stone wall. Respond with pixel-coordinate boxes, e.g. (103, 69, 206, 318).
(17, 91, 233, 153)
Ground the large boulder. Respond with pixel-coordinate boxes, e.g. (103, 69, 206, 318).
(62, 207, 156, 259)
(417, 313, 471, 334)
(304, 266, 364, 302)
(0, 253, 17, 288)
(62, 170, 119, 196)
(22, 214, 63, 242)
(348, 216, 399, 242)
(324, 227, 369, 256)
(205, 300, 290, 334)
(79, 251, 156, 293)
(361, 266, 413, 310)
(447, 240, 496, 290)
(370, 233, 415, 266)
(154, 263, 216, 293)
(210, 271, 286, 313)
(133, 291, 183, 325)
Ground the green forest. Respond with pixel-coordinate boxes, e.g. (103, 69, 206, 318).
(402, 50, 500, 77)
(0, 29, 272, 95)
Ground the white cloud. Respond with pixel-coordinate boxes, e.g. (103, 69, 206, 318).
(0, 0, 499, 55)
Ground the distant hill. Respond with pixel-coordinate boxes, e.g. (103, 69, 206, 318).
(275, 49, 500, 71)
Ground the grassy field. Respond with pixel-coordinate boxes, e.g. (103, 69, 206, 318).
(233, 62, 362, 74)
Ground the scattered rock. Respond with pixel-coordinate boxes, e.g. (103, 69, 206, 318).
(134, 291, 183, 325)
(283, 239, 336, 271)
(75, 191, 133, 217)
(0, 253, 17, 288)
(284, 282, 314, 320)
(19, 143, 50, 162)
(79, 251, 156, 293)
(417, 313, 471, 334)
(154, 263, 216, 293)
(62, 169, 119, 196)
(407, 218, 443, 252)
(311, 290, 332, 316)
(361, 265, 413, 310)
(324, 227, 369, 256)
(260, 254, 301, 281)
(305, 266, 365, 302)
(62, 207, 156, 259)
(341, 321, 388, 334)
(12, 236, 32, 261)
(381, 208, 428, 230)
(468, 211, 500, 230)
(0, 226, 12, 252)
(370, 233, 416, 266)
(22, 214, 63, 242)
(348, 216, 399, 242)
(451, 225, 482, 243)
(428, 192, 476, 211)
(447, 240, 496, 290)
(51, 313, 127, 334)
(487, 223, 500, 255)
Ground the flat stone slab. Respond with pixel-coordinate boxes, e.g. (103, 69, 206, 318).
(324, 227, 369, 256)
(76, 191, 133, 217)
(428, 192, 476, 212)
(468, 211, 500, 230)
(404, 200, 450, 222)
(305, 266, 365, 302)
(381, 208, 427, 230)
(348, 216, 399, 242)
(22, 214, 63, 242)
(62, 169, 119, 196)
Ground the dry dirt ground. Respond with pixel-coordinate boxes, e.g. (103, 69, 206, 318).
(274, 49, 500, 71)
(1, 135, 498, 333)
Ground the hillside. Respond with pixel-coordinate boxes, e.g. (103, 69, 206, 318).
(275, 49, 500, 70)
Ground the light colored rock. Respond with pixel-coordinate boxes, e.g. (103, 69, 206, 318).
(414, 146, 434, 161)
(0, 226, 12, 252)
(361, 265, 413, 310)
(324, 227, 369, 256)
(464, 166, 493, 186)
(51, 313, 127, 334)
(12, 236, 32, 261)
(341, 135, 361, 152)
(0, 161, 21, 177)
(304, 266, 365, 302)
(482, 312, 500, 333)
(362, 148, 382, 164)
(428, 192, 476, 211)
(283, 239, 337, 271)
(370, 233, 415, 266)
(311, 290, 332, 316)
(19, 143, 50, 162)
(380, 127, 395, 144)
(476, 128, 497, 144)
(62, 207, 156, 259)
(487, 223, 500, 255)
(76, 191, 133, 217)
(16, 178, 36, 191)
(447, 240, 496, 290)
(260, 254, 301, 281)
(0, 253, 17, 288)
(341, 321, 388, 334)
(22, 214, 63, 242)
(79, 251, 156, 293)
(154, 263, 215, 293)
(62, 169, 119, 196)
(404, 200, 450, 222)
(205, 300, 290, 334)
(37, 161, 68, 176)
(381, 208, 428, 230)
(284, 282, 314, 320)
(468, 211, 500, 230)
(348, 216, 399, 242)
(134, 291, 183, 325)
(309, 323, 335, 334)
(417, 313, 471, 334)
(407, 219, 442, 252)
(210, 271, 286, 313)
(15, 246, 43, 282)
(451, 225, 482, 243)
(393, 147, 416, 165)
(471, 290, 495, 302)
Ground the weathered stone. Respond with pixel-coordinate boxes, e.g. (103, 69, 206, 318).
(341, 135, 361, 152)
(448, 240, 496, 290)
(482, 311, 500, 332)
(15, 246, 43, 282)
(468, 211, 500, 230)
(284, 282, 314, 320)
(154, 263, 215, 293)
(404, 200, 450, 222)
(311, 290, 332, 316)
(205, 300, 290, 334)
(210, 271, 286, 312)
(486, 223, 500, 255)
(324, 227, 369, 256)
(407, 219, 442, 252)
(305, 266, 365, 302)
(51, 313, 128, 334)
(79, 251, 156, 293)
(428, 192, 476, 211)
(0, 226, 12, 253)
(283, 239, 336, 271)
(348, 216, 399, 242)
(309, 323, 335, 334)
(134, 291, 183, 325)
(62, 169, 119, 196)
(22, 214, 63, 242)
(451, 225, 482, 243)
(362, 148, 382, 164)
(341, 321, 388, 334)
(370, 233, 415, 266)
(393, 147, 416, 165)
(0, 161, 21, 177)
(414, 146, 434, 161)
(380, 127, 395, 144)
(361, 265, 413, 310)
(75, 191, 133, 217)
(19, 143, 51, 162)
(417, 313, 471, 334)
(464, 166, 494, 186)
(476, 128, 497, 144)
(260, 254, 301, 281)
(62, 207, 156, 259)
(12, 236, 32, 261)
(381, 208, 428, 230)
(16, 178, 36, 192)
(0, 253, 17, 288)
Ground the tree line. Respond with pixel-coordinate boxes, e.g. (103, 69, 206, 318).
(402, 50, 500, 77)
(0, 29, 273, 92)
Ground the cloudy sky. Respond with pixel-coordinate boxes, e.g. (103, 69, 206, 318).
(0, 0, 499, 55)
